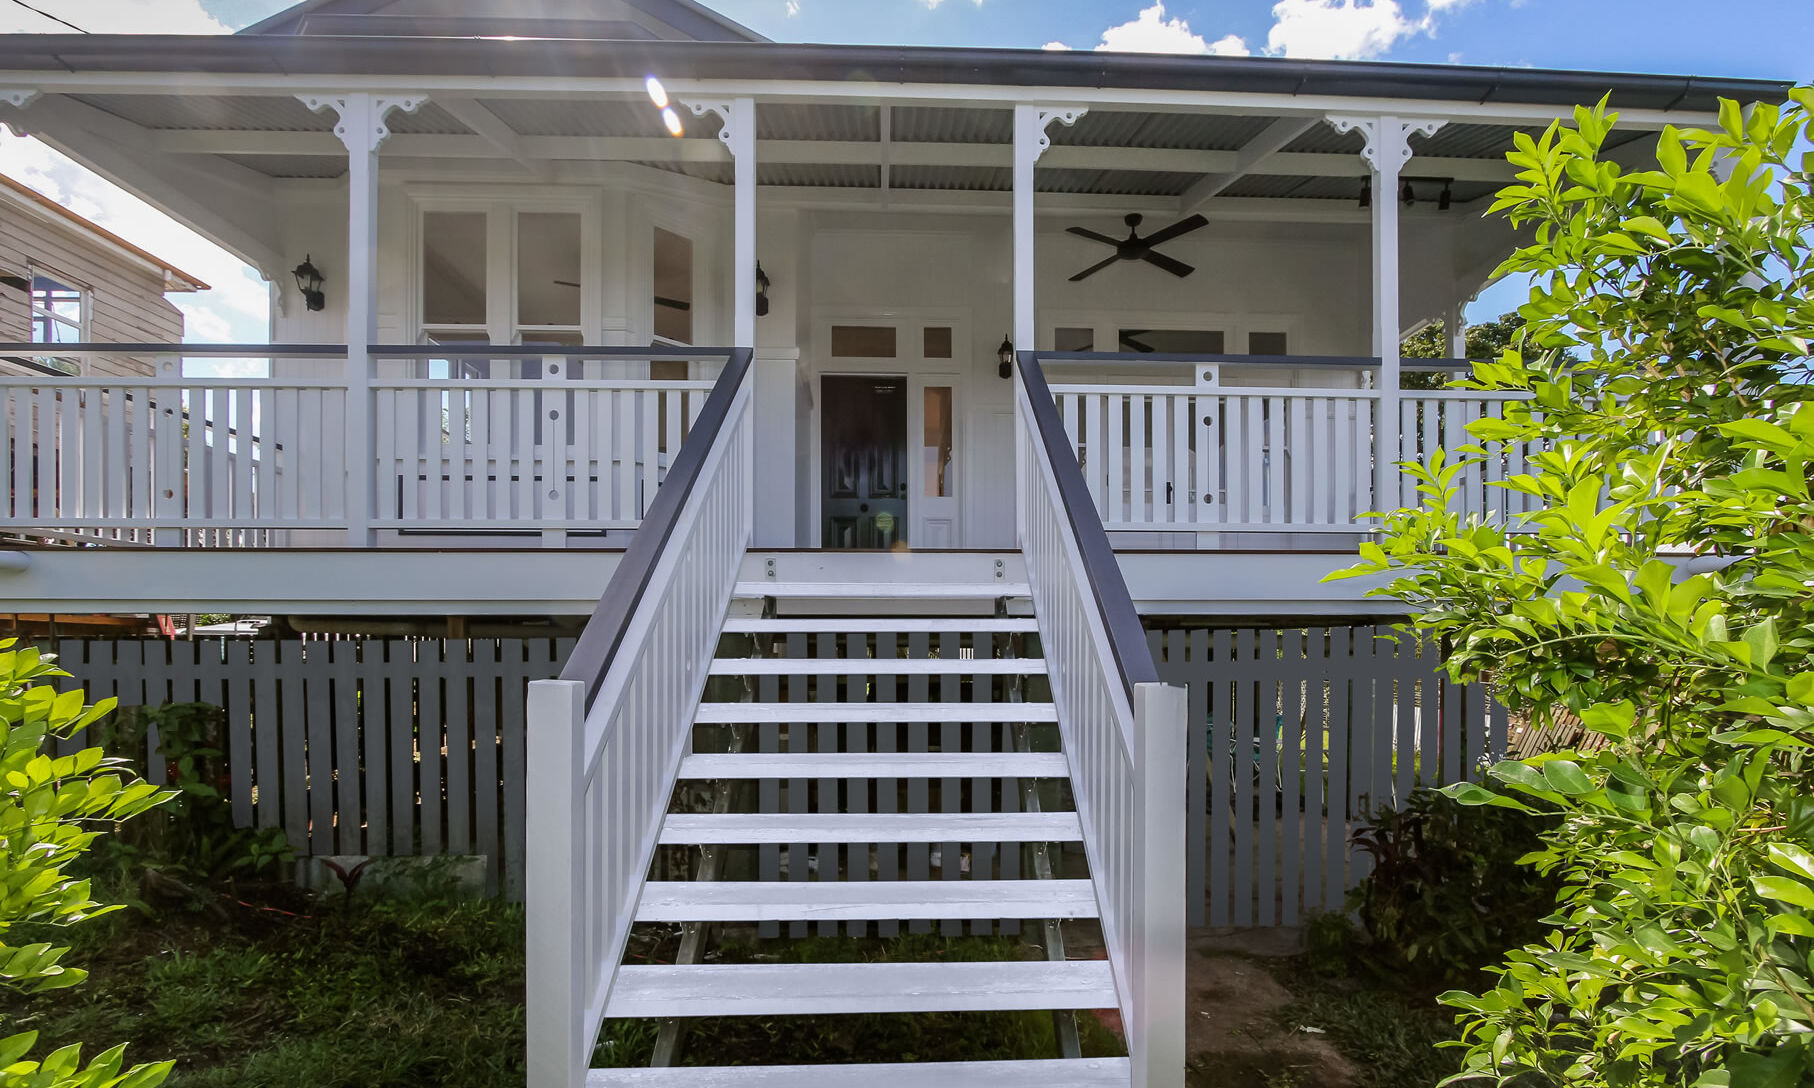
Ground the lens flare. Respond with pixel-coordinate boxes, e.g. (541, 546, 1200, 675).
(645, 76, 669, 108)
(662, 107, 684, 137)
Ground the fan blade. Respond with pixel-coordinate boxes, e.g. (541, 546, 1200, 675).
(1068, 253, 1124, 282)
(1066, 226, 1125, 247)
(1138, 214, 1208, 248)
(1120, 334, 1155, 353)
(655, 296, 692, 311)
(1140, 251, 1196, 278)
(554, 279, 581, 288)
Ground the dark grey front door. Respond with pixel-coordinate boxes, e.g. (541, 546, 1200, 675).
(821, 375, 908, 549)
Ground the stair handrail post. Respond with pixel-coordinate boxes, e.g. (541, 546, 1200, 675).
(525, 677, 588, 1088)
(1131, 680, 1188, 1088)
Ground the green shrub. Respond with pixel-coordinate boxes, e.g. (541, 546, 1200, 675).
(1345, 788, 1561, 985)
(0, 639, 174, 1086)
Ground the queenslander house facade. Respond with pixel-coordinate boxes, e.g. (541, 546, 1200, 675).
(0, 2, 1789, 1084)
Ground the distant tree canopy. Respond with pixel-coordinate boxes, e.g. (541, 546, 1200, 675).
(1400, 312, 1530, 389)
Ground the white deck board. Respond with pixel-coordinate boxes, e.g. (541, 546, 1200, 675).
(708, 658, 1047, 676)
(694, 702, 1056, 724)
(658, 811, 1082, 845)
(733, 582, 1030, 599)
(588, 1058, 1132, 1087)
(635, 879, 1100, 922)
(677, 752, 1070, 780)
(721, 618, 1039, 634)
(603, 960, 1119, 1018)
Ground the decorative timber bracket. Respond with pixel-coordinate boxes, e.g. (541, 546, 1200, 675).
(0, 88, 38, 109)
(681, 99, 739, 153)
(1323, 113, 1446, 174)
(1018, 105, 1089, 166)
(297, 93, 429, 154)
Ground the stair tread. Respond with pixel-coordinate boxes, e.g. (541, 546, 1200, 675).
(678, 751, 1069, 780)
(659, 811, 1082, 845)
(587, 1057, 1131, 1087)
(603, 960, 1118, 1018)
(695, 702, 1056, 724)
(708, 658, 1047, 676)
(635, 879, 1100, 922)
(722, 618, 1038, 634)
(735, 582, 1030, 599)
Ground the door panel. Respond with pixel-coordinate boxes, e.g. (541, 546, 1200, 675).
(822, 375, 908, 549)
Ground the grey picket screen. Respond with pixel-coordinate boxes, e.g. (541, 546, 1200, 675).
(1150, 625, 1506, 928)
(50, 636, 573, 900)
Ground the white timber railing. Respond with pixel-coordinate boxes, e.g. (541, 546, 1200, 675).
(1391, 387, 1543, 524)
(1015, 351, 1187, 1088)
(0, 343, 729, 547)
(524, 347, 754, 1088)
(1042, 353, 1536, 535)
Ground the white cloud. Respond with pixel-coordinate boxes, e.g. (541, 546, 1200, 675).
(1095, 3, 1213, 54)
(1043, 40, 1071, 50)
(1266, 0, 1419, 60)
(1207, 33, 1252, 56)
(0, 0, 229, 34)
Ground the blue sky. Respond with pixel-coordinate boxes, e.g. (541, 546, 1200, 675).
(2, 0, 1808, 347)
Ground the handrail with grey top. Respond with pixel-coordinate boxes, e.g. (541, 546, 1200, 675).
(1017, 350, 1159, 698)
(556, 346, 753, 710)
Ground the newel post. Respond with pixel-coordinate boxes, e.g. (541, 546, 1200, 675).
(525, 679, 587, 1088)
(1131, 681, 1188, 1088)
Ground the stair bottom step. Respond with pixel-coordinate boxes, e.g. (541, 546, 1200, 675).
(587, 1057, 1130, 1087)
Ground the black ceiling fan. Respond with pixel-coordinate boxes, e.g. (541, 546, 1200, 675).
(1067, 213, 1207, 282)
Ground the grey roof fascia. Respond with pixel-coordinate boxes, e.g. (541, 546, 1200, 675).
(0, 36, 1790, 113)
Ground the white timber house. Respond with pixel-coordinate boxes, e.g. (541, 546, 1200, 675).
(0, 2, 1789, 1085)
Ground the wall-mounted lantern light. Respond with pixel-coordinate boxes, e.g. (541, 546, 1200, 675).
(997, 335, 1015, 380)
(292, 255, 325, 312)
(755, 262, 771, 317)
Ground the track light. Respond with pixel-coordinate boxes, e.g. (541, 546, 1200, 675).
(1438, 180, 1453, 211)
(1402, 179, 1415, 206)
(1358, 178, 1371, 208)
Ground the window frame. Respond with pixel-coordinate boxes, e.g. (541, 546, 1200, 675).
(26, 263, 89, 375)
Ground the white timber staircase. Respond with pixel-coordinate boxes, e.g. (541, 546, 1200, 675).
(526, 349, 1185, 1087)
(589, 582, 1126, 1085)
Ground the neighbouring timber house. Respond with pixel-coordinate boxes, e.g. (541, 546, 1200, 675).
(0, 3, 1791, 1085)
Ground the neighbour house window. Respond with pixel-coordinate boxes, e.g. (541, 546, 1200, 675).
(28, 269, 85, 376)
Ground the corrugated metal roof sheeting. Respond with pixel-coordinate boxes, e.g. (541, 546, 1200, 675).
(70, 93, 336, 131)
(759, 163, 880, 187)
(1038, 168, 1200, 197)
(1417, 122, 1544, 159)
(1281, 125, 1367, 155)
(890, 164, 1012, 191)
(218, 154, 347, 179)
(890, 106, 1012, 144)
(757, 102, 877, 142)
(384, 100, 475, 136)
(633, 159, 734, 184)
(477, 97, 719, 139)
(1051, 111, 1275, 150)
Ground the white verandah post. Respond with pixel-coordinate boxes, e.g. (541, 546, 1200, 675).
(1326, 112, 1443, 515)
(300, 91, 424, 548)
(1011, 103, 1084, 542)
